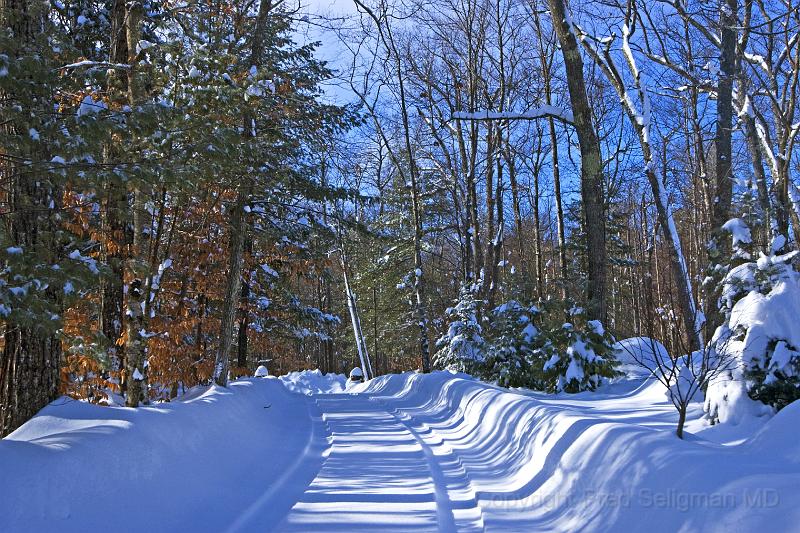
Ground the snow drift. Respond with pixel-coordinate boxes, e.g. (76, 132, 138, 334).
(612, 336, 667, 378)
(341, 372, 799, 532)
(277, 369, 347, 395)
(1, 371, 798, 532)
(0, 379, 326, 532)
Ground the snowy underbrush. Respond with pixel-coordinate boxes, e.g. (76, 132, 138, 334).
(0, 379, 319, 532)
(277, 369, 347, 395)
(355, 371, 800, 531)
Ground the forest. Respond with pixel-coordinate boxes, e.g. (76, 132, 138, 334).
(2, 0, 800, 441)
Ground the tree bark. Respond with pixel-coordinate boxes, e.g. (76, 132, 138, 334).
(212, 0, 272, 386)
(123, 0, 150, 406)
(213, 190, 247, 386)
(340, 231, 373, 379)
(507, 148, 527, 295)
(676, 402, 687, 439)
(547, 0, 607, 322)
(100, 0, 128, 390)
(236, 281, 250, 370)
(1, 331, 62, 437)
(705, 0, 738, 335)
(533, 7, 568, 298)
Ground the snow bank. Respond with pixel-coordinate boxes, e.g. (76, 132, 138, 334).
(2, 371, 797, 532)
(612, 337, 667, 377)
(353, 372, 800, 531)
(277, 369, 346, 395)
(0, 379, 324, 532)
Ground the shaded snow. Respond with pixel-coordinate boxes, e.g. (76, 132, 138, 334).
(613, 337, 667, 378)
(1, 372, 797, 532)
(0, 380, 320, 532)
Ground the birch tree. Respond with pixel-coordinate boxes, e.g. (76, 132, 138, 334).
(578, 0, 704, 350)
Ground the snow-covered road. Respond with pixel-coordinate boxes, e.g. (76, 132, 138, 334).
(277, 394, 483, 532)
(2, 371, 799, 532)
(273, 373, 800, 532)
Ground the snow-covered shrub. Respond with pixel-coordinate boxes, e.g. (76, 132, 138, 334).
(433, 284, 486, 373)
(538, 303, 619, 393)
(484, 301, 545, 388)
(705, 233, 800, 424)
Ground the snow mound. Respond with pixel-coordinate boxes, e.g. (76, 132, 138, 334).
(0, 379, 322, 532)
(613, 337, 667, 377)
(748, 399, 800, 464)
(707, 278, 800, 425)
(277, 369, 346, 395)
(343, 372, 799, 531)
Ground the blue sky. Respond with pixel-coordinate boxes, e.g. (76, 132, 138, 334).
(297, 0, 358, 103)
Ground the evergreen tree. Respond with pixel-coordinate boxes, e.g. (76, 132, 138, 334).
(0, 0, 104, 434)
(707, 218, 800, 419)
(433, 284, 485, 374)
(485, 301, 543, 388)
(539, 303, 619, 393)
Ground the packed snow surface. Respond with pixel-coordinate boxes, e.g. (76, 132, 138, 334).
(1, 371, 798, 532)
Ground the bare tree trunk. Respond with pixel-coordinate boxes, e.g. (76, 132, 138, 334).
(676, 402, 688, 439)
(100, 184, 126, 384)
(213, 190, 247, 386)
(735, 1, 771, 251)
(340, 236, 373, 379)
(488, 151, 505, 309)
(373, 286, 379, 376)
(236, 281, 250, 370)
(100, 0, 128, 386)
(740, 109, 771, 248)
(532, 147, 544, 299)
(123, 0, 150, 406)
(705, 0, 738, 335)
(533, 8, 568, 298)
(507, 148, 528, 295)
(546, 0, 607, 321)
(1, 330, 62, 437)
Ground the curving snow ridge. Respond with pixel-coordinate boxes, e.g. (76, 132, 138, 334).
(1, 372, 798, 532)
(0, 379, 322, 532)
(282, 372, 800, 532)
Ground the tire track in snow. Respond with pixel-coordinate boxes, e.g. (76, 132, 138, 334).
(375, 398, 486, 533)
(276, 394, 443, 532)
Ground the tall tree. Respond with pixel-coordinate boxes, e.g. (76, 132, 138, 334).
(705, 0, 739, 334)
(545, 0, 607, 321)
(0, 0, 62, 435)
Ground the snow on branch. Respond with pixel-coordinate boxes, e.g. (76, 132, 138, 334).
(61, 60, 131, 71)
(789, 182, 800, 230)
(451, 106, 574, 125)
